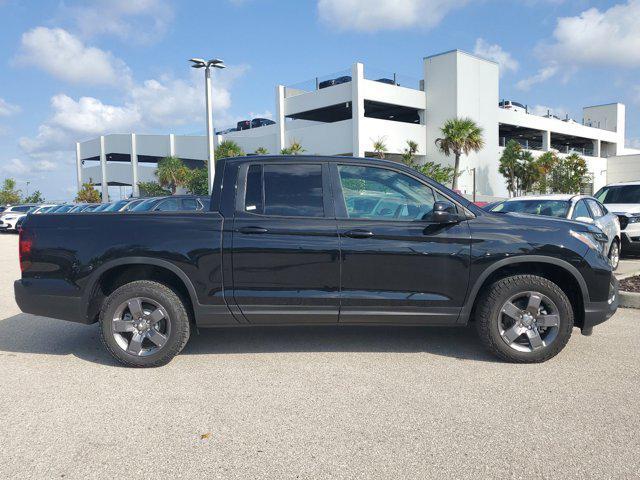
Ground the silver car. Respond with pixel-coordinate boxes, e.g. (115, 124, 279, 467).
(491, 194, 622, 269)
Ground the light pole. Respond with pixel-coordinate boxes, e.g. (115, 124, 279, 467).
(190, 57, 226, 194)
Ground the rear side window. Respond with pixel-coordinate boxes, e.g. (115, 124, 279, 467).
(181, 198, 198, 211)
(586, 199, 604, 218)
(155, 198, 180, 211)
(243, 164, 324, 217)
(572, 200, 591, 220)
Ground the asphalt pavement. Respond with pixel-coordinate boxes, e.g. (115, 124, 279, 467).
(0, 233, 638, 479)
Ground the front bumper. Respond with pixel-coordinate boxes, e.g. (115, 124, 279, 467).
(581, 276, 618, 335)
(621, 222, 640, 252)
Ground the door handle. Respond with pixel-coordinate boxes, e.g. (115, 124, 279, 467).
(343, 229, 374, 239)
(238, 226, 269, 234)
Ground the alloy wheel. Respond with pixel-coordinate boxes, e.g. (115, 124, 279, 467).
(497, 291, 560, 353)
(609, 242, 620, 269)
(111, 297, 171, 357)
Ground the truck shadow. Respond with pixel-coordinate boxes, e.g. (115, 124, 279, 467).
(0, 313, 499, 366)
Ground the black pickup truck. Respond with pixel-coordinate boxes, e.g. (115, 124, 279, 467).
(15, 156, 618, 367)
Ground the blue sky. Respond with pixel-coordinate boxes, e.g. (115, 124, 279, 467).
(0, 0, 639, 201)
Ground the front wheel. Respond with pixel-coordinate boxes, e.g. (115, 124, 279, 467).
(99, 280, 191, 367)
(475, 275, 574, 363)
(608, 240, 620, 271)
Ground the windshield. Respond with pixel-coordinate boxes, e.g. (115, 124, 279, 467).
(492, 200, 570, 218)
(54, 205, 75, 213)
(131, 198, 159, 212)
(103, 200, 129, 212)
(594, 185, 640, 204)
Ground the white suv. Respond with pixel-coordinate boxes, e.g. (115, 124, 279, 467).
(594, 182, 640, 254)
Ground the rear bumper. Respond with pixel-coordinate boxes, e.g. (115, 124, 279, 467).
(582, 276, 618, 334)
(14, 279, 91, 324)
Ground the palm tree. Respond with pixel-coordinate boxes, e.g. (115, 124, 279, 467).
(372, 137, 387, 159)
(254, 147, 269, 155)
(401, 140, 419, 166)
(156, 156, 187, 194)
(281, 140, 305, 155)
(435, 117, 484, 191)
(215, 140, 245, 159)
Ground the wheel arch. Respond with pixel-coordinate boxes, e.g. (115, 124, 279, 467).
(83, 257, 199, 324)
(461, 256, 589, 328)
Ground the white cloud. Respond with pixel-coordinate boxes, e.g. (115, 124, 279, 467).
(317, 0, 469, 31)
(16, 27, 131, 86)
(19, 94, 141, 153)
(34, 159, 57, 171)
(1, 158, 31, 175)
(516, 64, 559, 91)
(64, 0, 173, 44)
(529, 105, 570, 118)
(0, 98, 21, 116)
(19, 66, 249, 154)
(473, 39, 518, 76)
(544, 1, 640, 68)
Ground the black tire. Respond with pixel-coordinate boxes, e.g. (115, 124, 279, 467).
(476, 275, 574, 363)
(99, 280, 191, 367)
(608, 239, 620, 271)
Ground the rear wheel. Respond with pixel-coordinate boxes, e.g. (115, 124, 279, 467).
(476, 275, 574, 363)
(99, 280, 190, 367)
(608, 240, 620, 271)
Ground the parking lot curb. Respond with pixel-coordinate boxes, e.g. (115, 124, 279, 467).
(619, 290, 640, 309)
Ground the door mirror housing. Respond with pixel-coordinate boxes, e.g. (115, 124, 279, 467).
(575, 216, 594, 224)
(430, 201, 459, 223)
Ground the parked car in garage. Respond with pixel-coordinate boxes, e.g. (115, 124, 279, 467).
(490, 195, 621, 269)
(499, 100, 527, 113)
(319, 75, 352, 89)
(16, 156, 618, 367)
(594, 182, 640, 255)
(251, 118, 275, 128)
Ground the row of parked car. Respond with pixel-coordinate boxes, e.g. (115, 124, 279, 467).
(0, 195, 210, 233)
(477, 182, 640, 270)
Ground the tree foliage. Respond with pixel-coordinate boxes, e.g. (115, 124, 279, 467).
(415, 162, 457, 185)
(372, 137, 387, 159)
(0, 178, 21, 205)
(156, 156, 188, 194)
(216, 140, 245, 159)
(401, 140, 419, 165)
(435, 117, 484, 190)
(75, 180, 101, 203)
(254, 147, 269, 155)
(281, 140, 305, 155)
(548, 153, 591, 194)
(138, 181, 170, 197)
(185, 166, 209, 195)
(24, 190, 44, 203)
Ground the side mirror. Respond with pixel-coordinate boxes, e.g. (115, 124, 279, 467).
(575, 216, 594, 224)
(431, 200, 459, 223)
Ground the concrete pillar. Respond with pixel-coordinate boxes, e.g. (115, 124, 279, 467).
(351, 62, 365, 157)
(169, 133, 176, 157)
(593, 139, 601, 158)
(99, 135, 108, 203)
(131, 134, 139, 197)
(542, 131, 551, 151)
(75, 142, 82, 191)
(276, 85, 286, 153)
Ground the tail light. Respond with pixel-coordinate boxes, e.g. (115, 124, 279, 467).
(19, 229, 33, 273)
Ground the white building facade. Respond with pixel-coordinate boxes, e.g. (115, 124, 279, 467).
(76, 50, 637, 201)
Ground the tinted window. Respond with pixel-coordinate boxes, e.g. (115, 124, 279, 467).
(131, 198, 159, 212)
(13, 205, 32, 212)
(572, 200, 592, 220)
(586, 199, 604, 218)
(155, 198, 180, 211)
(181, 198, 198, 210)
(244, 164, 263, 213)
(494, 200, 570, 218)
(244, 164, 324, 217)
(338, 165, 436, 221)
(595, 185, 640, 204)
(199, 198, 211, 211)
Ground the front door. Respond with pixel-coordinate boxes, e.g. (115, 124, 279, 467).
(332, 163, 472, 324)
(231, 161, 340, 324)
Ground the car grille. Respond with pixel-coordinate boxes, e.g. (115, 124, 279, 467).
(617, 215, 629, 230)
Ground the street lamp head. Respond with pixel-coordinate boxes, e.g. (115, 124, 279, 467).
(189, 58, 206, 68)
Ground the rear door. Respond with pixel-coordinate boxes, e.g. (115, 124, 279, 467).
(586, 198, 618, 246)
(231, 161, 340, 324)
(332, 163, 472, 324)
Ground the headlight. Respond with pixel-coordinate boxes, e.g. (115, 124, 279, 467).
(4, 215, 17, 221)
(628, 215, 640, 224)
(570, 230, 608, 253)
